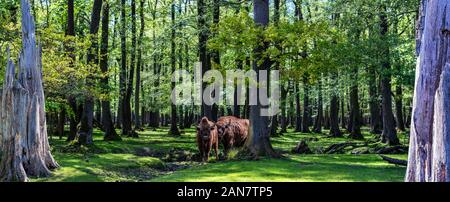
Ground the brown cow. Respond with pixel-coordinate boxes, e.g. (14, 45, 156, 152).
(216, 116, 250, 156)
(196, 117, 219, 162)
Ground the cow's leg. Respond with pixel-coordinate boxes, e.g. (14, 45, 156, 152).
(206, 145, 211, 162)
(214, 142, 219, 160)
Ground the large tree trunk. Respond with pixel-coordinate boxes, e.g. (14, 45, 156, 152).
(245, 0, 279, 158)
(379, 5, 399, 146)
(0, 0, 59, 182)
(77, 0, 103, 145)
(406, 0, 450, 182)
(100, 1, 121, 141)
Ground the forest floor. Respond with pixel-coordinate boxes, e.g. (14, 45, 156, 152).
(33, 127, 408, 182)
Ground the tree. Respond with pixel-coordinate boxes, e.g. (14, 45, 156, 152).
(122, 0, 138, 137)
(406, 0, 450, 182)
(77, 0, 103, 145)
(244, 0, 279, 158)
(66, 0, 78, 141)
(118, 0, 127, 129)
(168, 2, 180, 136)
(100, 0, 121, 141)
(134, 0, 145, 130)
(198, 0, 212, 120)
(379, 4, 399, 146)
(0, 0, 59, 181)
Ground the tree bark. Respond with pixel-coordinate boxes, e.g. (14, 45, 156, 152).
(379, 5, 399, 146)
(406, 0, 450, 182)
(77, 0, 103, 145)
(295, 82, 302, 132)
(134, 0, 145, 130)
(122, 0, 138, 137)
(100, 0, 121, 141)
(0, 0, 59, 181)
(169, 3, 180, 136)
(244, 0, 279, 158)
(313, 78, 323, 133)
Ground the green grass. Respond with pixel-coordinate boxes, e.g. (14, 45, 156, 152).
(151, 154, 407, 182)
(35, 127, 408, 182)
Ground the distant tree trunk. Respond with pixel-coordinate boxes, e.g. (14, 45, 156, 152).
(280, 82, 287, 133)
(379, 5, 399, 145)
(301, 80, 311, 133)
(313, 78, 323, 133)
(118, 0, 127, 129)
(395, 85, 406, 131)
(295, 82, 302, 132)
(368, 66, 382, 134)
(122, 0, 138, 137)
(78, 0, 103, 145)
(406, 0, 450, 182)
(66, 0, 77, 141)
(329, 93, 341, 137)
(198, 0, 212, 119)
(57, 107, 66, 140)
(134, 0, 145, 130)
(245, 0, 279, 158)
(349, 73, 363, 140)
(269, 0, 281, 136)
(169, 3, 180, 136)
(0, 0, 59, 181)
(340, 96, 346, 129)
(100, 1, 121, 141)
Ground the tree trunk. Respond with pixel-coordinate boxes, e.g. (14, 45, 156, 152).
(349, 77, 363, 140)
(198, 0, 212, 120)
(0, 0, 59, 181)
(295, 82, 302, 132)
(301, 80, 311, 133)
(118, 0, 127, 129)
(245, 0, 279, 158)
(122, 0, 138, 137)
(313, 78, 323, 133)
(395, 85, 406, 131)
(280, 81, 287, 133)
(57, 107, 66, 140)
(406, 0, 450, 182)
(379, 5, 399, 145)
(169, 3, 180, 136)
(66, 0, 77, 141)
(368, 64, 382, 134)
(100, 1, 121, 141)
(77, 0, 103, 145)
(134, 0, 145, 130)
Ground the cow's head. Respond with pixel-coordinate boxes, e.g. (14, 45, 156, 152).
(197, 117, 216, 141)
(217, 119, 232, 139)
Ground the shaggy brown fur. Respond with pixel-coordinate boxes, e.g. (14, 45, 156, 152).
(216, 116, 250, 156)
(196, 117, 219, 162)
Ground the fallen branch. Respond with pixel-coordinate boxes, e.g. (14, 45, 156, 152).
(379, 155, 407, 166)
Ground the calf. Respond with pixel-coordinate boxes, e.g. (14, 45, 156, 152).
(216, 116, 250, 156)
(196, 117, 219, 162)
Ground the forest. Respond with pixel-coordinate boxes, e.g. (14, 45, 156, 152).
(0, 0, 448, 182)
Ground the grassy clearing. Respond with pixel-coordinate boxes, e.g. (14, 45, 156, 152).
(35, 127, 408, 182)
